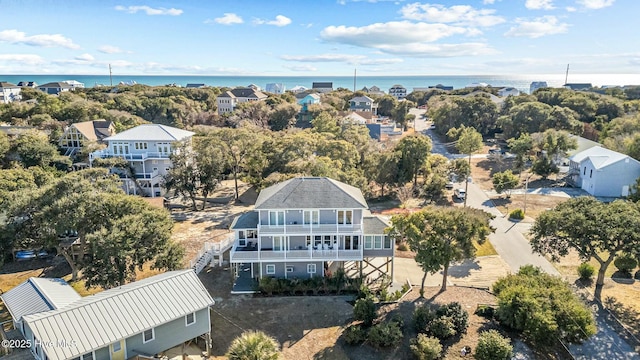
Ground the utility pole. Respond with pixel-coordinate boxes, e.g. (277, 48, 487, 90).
(109, 64, 113, 87)
(353, 68, 356, 92)
(564, 64, 569, 85)
(524, 173, 533, 215)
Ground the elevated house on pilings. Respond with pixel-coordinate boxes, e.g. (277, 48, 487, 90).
(229, 177, 395, 293)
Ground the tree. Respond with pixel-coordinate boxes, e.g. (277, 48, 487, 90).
(311, 111, 340, 136)
(10, 129, 60, 168)
(395, 135, 432, 188)
(212, 127, 261, 200)
(2, 169, 182, 286)
(226, 330, 280, 360)
(0, 131, 9, 162)
(492, 170, 519, 198)
(392, 100, 416, 130)
(530, 197, 640, 299)
(364, 149, 399, 198)
(533, 129, 577, 165)
(507, 133, 533, 172)
(390, 207, 494, 294)
(453, 126, 483, 207)
(531, 156, 558, 180)
(475, 330, 513, 360)
(422, 154, 449, 200)
(449, 158, 470, 181)
(493, 266, 596, 345)
(268, 103, 300, 131)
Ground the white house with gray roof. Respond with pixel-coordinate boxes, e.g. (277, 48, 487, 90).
(569, 146, 640, 197)
(2, 270, 214, 360)
(89, 124, 195, 197)
(0, 81, 21, 103)
(216, 87, 268, 115)
(229, 177, 394, 291)
(349, 95, 378, 115)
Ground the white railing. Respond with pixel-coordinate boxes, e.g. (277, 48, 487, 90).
(229, 248, 362, 262)
(90, 150, 171, 162)
(258, 223, 362, 234)
(190, 233, 235, 274)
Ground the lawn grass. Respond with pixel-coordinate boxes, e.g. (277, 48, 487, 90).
(474, 239, 498, 257)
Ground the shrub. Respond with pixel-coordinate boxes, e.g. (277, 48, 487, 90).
(368, 321, 403, 348)
(435, 302, 469, 335)
(614, 255, 638, 274)
(474, 304, 495, 319)
(410, 334, 442, 360)
(414, 304, 436, 333)
(577, 262, 595, 280)
(397, 243, 409, 251)
(226, 330, 280, 360)
(427, 317, 456, 340)
(475, 330, 513, 360)
(354, 297, 376, 326)
(343, 324, 367, 345)
(390, 313, 405, 330)
(509, 208, 525, 220)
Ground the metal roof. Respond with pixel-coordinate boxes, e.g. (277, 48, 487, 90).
(23, 270, 214, 360)
(1, 278, 81, 323)
(570, 146, 639, 169)
(104, 124, 194, 142)
(254, 177, 368, 210)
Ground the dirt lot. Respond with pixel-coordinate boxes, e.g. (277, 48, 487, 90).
(201, 264, 517, 360)
(491, 194, 569, 220)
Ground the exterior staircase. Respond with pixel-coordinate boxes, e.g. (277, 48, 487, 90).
(190, 233, 235, 274)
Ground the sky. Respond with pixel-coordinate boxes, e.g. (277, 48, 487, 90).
(0, 0, 637, 76)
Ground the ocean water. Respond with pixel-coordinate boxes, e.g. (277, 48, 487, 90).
(1, 73, 639, 94)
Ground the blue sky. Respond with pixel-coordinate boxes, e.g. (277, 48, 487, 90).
(0, 0, 637, 76)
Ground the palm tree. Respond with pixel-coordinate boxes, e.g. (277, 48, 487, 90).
(226, 330, 281, 360)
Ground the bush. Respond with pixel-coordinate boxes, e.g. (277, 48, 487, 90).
(475, 330, 513, 360)
(509, 208, 525, 220)
(397, 243, 409, 251)
(474, 304, 495, 319)
(368, 321, 403, 348)
(577, 262, 595, 280)
(414, 304, 436, 333)
(354, 297, 377, 326)
(410, 334, 442, 360)
(390, 313, 405, 330)
(427, 317, 456, 340)
(614, 255, 638, 274)
(343, 324, 367, 345)
(435, 302, 469, 335)
(226, 330, 280, 360)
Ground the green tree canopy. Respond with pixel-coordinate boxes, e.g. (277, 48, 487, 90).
(530, 197, 640, 299)
(492, 170, 520, 197)
(395, 135, 432, 188)
(390, 207, 494, 294)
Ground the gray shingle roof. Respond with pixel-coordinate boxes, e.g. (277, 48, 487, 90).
(104, 124, 194, 142)
(350, 95, 374, 102)
(230, 211, 259, 229)
(254, 177, 368, 210)
(1, 278, 81, 323)
(363, 216, 390, 234)
(38, 82, 72, 89)
(0, 82, 19, 88)
(23, 270, 214, 360)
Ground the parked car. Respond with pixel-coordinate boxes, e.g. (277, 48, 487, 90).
(15, 250, 36, 261)
(445, 181, 455, 190)
(454, 188, 466, 200)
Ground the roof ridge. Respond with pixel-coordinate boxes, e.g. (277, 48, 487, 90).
(27, 278, 55, 310)
(26, 270, 192, 321)
(325, 177, 368, 208)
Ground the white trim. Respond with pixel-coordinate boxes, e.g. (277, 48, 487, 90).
(185, 312, 196, 326)
(266, 264, 276, 275)
(142, 328, 155, 343)
(286, 266, 294, 273)
(307, 264, 316, 274)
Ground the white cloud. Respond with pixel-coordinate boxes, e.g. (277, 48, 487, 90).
(566, 6, 577, 11)
(0, 29, 80, 49)
(321, 21, 469, 47)
(98, 45, 124, 54)
(209, 13, 243, 25)
(114, 5, 182, 16)
(253, 15, 292, 27)
(75, 53, 95, 62)
(283, 64, 317, 72)
(399, 3, 505, 27)
(576, 0, 615, 9)
(483, 0, 496, 3)
(281, 54, 403, 65)
(376, 42, 497, 57)
(504, 16, 569, 38)
(525, 0, 555, 10)
(0, 54, 45, 65)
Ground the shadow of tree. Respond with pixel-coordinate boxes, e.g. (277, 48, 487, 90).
(603, 296, 640, 341)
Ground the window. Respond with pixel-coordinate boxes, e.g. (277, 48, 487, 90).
(384, 236, 392, 249)
(269, 211, 285, 225)
(306, 236, 312, 248)
(583, 167, 586, 175)
(186, 312, 196, 326)
(112, 342, 121, 352)
(143, 328, 154, 343)
(337, 210, 353, 225)
(303, 210, 319, 225)
(307, 264, 316, 274)
(266, 264, 276, 275)
(374, 236, 383, 249)
(590, 169, 593, 178)
(134, 142, 148, 150)
(81, 353, 94, 360)
(364, 236, 373, 249)
(273, 236, 285, 251)
(286, 266, 294, 273)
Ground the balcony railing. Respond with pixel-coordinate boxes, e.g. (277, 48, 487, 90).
(258, 223, 362, 234)
(134, 170, 160, 179)
(90, 150, 171, 161)
(230, 247, 362, 262)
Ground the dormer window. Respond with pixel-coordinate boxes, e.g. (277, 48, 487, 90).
(134, 142, 148, 150)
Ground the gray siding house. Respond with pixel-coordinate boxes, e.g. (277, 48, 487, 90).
(569, 146, 640, 197)
(3, 270, 214, 360)
(229, 177, 394, 290)
(349, 95, 378, 114)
